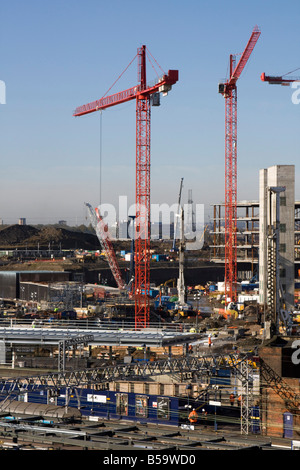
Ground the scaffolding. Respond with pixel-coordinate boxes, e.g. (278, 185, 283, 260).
(210, 200, 300, 278)
(48, 282, 82, 310)
(210, 201, 260, 278)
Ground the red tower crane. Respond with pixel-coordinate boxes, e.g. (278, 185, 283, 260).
(74, 46, 178, 328)
(261, 71, 300, 85)
(219, 26, 261, 305)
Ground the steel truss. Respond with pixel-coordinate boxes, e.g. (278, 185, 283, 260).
(58, 334, 94, 372)
(224, 80, 237, 304)
(0, 353, 256, 433)
(260, 358, 300, 412)
(135, 47, 151, 328)
(239, 359, 255, 434)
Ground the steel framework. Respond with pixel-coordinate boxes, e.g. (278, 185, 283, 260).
(74, 46, 178, 328)
(58, 334, 94, 372)
(85, 202, 126, 290)
(135, 46, 151, 328)
(219, 26, 260, 304)
(0, 353, 257, 434)
(239, 359, 255, 435)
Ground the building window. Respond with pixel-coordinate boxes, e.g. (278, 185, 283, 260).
(135, 395, 148, 418)
(116, 393, 128, 416)
(280, 223, 286, 233)
(280, 197, 286, 206)
(279, 243, 286, 253)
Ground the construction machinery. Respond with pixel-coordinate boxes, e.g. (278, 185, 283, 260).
(219, 26, 261, 305)
(74, 46, 178, 329)
(177, 205, 187, 308)
(85, 203, 126, 291)
(172, 177, 184, 252)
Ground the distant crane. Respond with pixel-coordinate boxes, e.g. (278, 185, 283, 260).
(74, 46, 178, 328)
(177, 205, 186, 307)
(85, 203, 126, 291)
(218, 26, 261, 305)
(261, 70, 300, 85)
(172, 177, 184, 252)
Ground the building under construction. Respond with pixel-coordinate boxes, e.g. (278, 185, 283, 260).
(210, 165, 299, 299)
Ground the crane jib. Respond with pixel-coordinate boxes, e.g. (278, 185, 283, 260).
(73, 70, 179, 117)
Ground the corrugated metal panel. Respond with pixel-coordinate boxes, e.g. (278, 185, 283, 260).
(0, 400, 81, 420)
(0, 271, 70, 300)
(0, 272, 18, 298)
(19, 282, 49, 302)
(19, 271, 70, 283)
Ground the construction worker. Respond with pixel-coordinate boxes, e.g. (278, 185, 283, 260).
(229, 393, 235, 406)
(201, 408, 208, 427)
(188, 408, 198, 424)
(208, 335, 212, 347)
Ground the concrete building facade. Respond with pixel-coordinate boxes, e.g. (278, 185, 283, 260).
(259, 165, 295, 316)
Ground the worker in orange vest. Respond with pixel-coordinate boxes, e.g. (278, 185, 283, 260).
(208, 335, 212, 347)
(188, 408, 198, 424)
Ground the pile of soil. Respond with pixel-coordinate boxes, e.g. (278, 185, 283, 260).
(0, 224, 98, 250)
(0, 225, 40, 246)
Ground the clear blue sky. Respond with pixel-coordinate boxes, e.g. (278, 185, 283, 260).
(0, 0, 299, 225)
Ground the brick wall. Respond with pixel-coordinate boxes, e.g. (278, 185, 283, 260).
(259, 346, 300, 438)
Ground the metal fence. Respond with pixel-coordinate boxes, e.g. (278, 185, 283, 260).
(0, 318, 197, 333)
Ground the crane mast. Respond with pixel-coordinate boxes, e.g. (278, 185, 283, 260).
(177, 205, 186, 307)
(219, 26, 260, 305)
(135, 45, 151, 328)
(172, 177, 184, 252)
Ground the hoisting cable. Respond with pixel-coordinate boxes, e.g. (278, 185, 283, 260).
(99, 110, 103, 211)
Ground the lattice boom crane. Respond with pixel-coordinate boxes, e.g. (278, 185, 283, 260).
(74, 46, 178, 328)
(218, 26, 261, 304)
(85, 202, 126, 290)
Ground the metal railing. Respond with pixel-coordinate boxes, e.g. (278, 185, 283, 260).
(0, 317, 198, 333)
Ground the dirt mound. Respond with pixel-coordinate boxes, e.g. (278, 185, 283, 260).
(0, 225, 40, 246)
(0, 224, 98, 250)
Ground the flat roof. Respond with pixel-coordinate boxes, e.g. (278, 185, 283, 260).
(0, 327, 202, 348)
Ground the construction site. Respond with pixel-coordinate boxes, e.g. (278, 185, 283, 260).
(0, 23, 299, 453)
